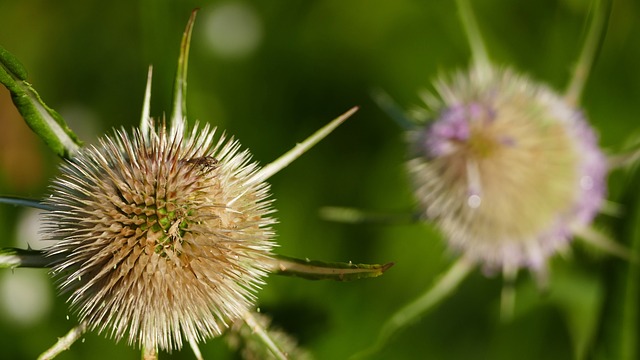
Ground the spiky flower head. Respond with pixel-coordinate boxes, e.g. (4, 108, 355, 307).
(408, 66, 606, 272)
(43, 122, 276, 351)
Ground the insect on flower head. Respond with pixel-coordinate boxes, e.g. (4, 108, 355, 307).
(43, 117, 278, 351)
(36, 11, 357, 355)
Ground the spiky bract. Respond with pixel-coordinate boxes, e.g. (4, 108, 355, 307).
(43, 123, 276, 351)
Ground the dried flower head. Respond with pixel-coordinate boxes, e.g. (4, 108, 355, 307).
(43, 122, 276, 351)
(408, 66, 606, 272)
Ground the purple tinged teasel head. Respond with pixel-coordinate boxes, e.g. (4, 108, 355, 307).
(407, 67, 607, 273)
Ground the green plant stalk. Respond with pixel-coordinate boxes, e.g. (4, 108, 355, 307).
(269, 254, 393, 281)
(170, 8, 198, 136)
(612, 183, 640, 359)
(564, 0, 611, 106)
(456, 0, 491, 77)
(354, 257, 475, 358)
(0, 248, 48, 269)
(0, 246, 393, 284)
(38, 322, 88, 360)
(0, 45, 82, 159)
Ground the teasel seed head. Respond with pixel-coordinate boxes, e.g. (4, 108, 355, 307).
(43, 122, 276, 352)
(408, 66, 607, 272)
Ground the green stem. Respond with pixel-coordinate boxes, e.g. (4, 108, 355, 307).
(38, 322, 88, 360)
(564, 0, 611, 106)
(0, 248, 48, 269)
(248, 107, 358, 185)
(242, 311, 288, 360)
(619, 222, 640, 360)
(0, 46, 82, 159)
(319, 206, 418, 225)
(370, 88, 416, 130)
(500, 264, 518, 322)
(455, 0, 491, 76)
(597, 170, 640, 359)
(575, 226, 635, 262)
(269, 254, 393, 281)
(170, 9, 198, 137)
(355, 257, 475, 358)
(0, 196, 54, 211)
(607, 147, 640, 171)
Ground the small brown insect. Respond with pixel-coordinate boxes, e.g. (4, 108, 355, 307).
(185, 156, 219, 171)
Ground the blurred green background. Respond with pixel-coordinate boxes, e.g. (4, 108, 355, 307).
(1, 0, 640, 359)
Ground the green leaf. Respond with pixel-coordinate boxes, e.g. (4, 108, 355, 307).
(0, 45, 82, 159)
(170, 8, 198, 136)
(0, 46, 28, 80)
(269, 254, 393, 281)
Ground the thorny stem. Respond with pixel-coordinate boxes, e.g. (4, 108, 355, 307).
(564, 0, 611, 106)
(456, 0, 491, 79)
(248, 106, 358, 186)
(38, 321, 88, 360)
(268, 254, 393, 281)
(355, 257, 475, 358)
(242, 311, 288, 360)
(0, 248, 48, 269)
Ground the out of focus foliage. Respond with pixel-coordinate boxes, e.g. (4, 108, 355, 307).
(0, 0, 639, 359)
